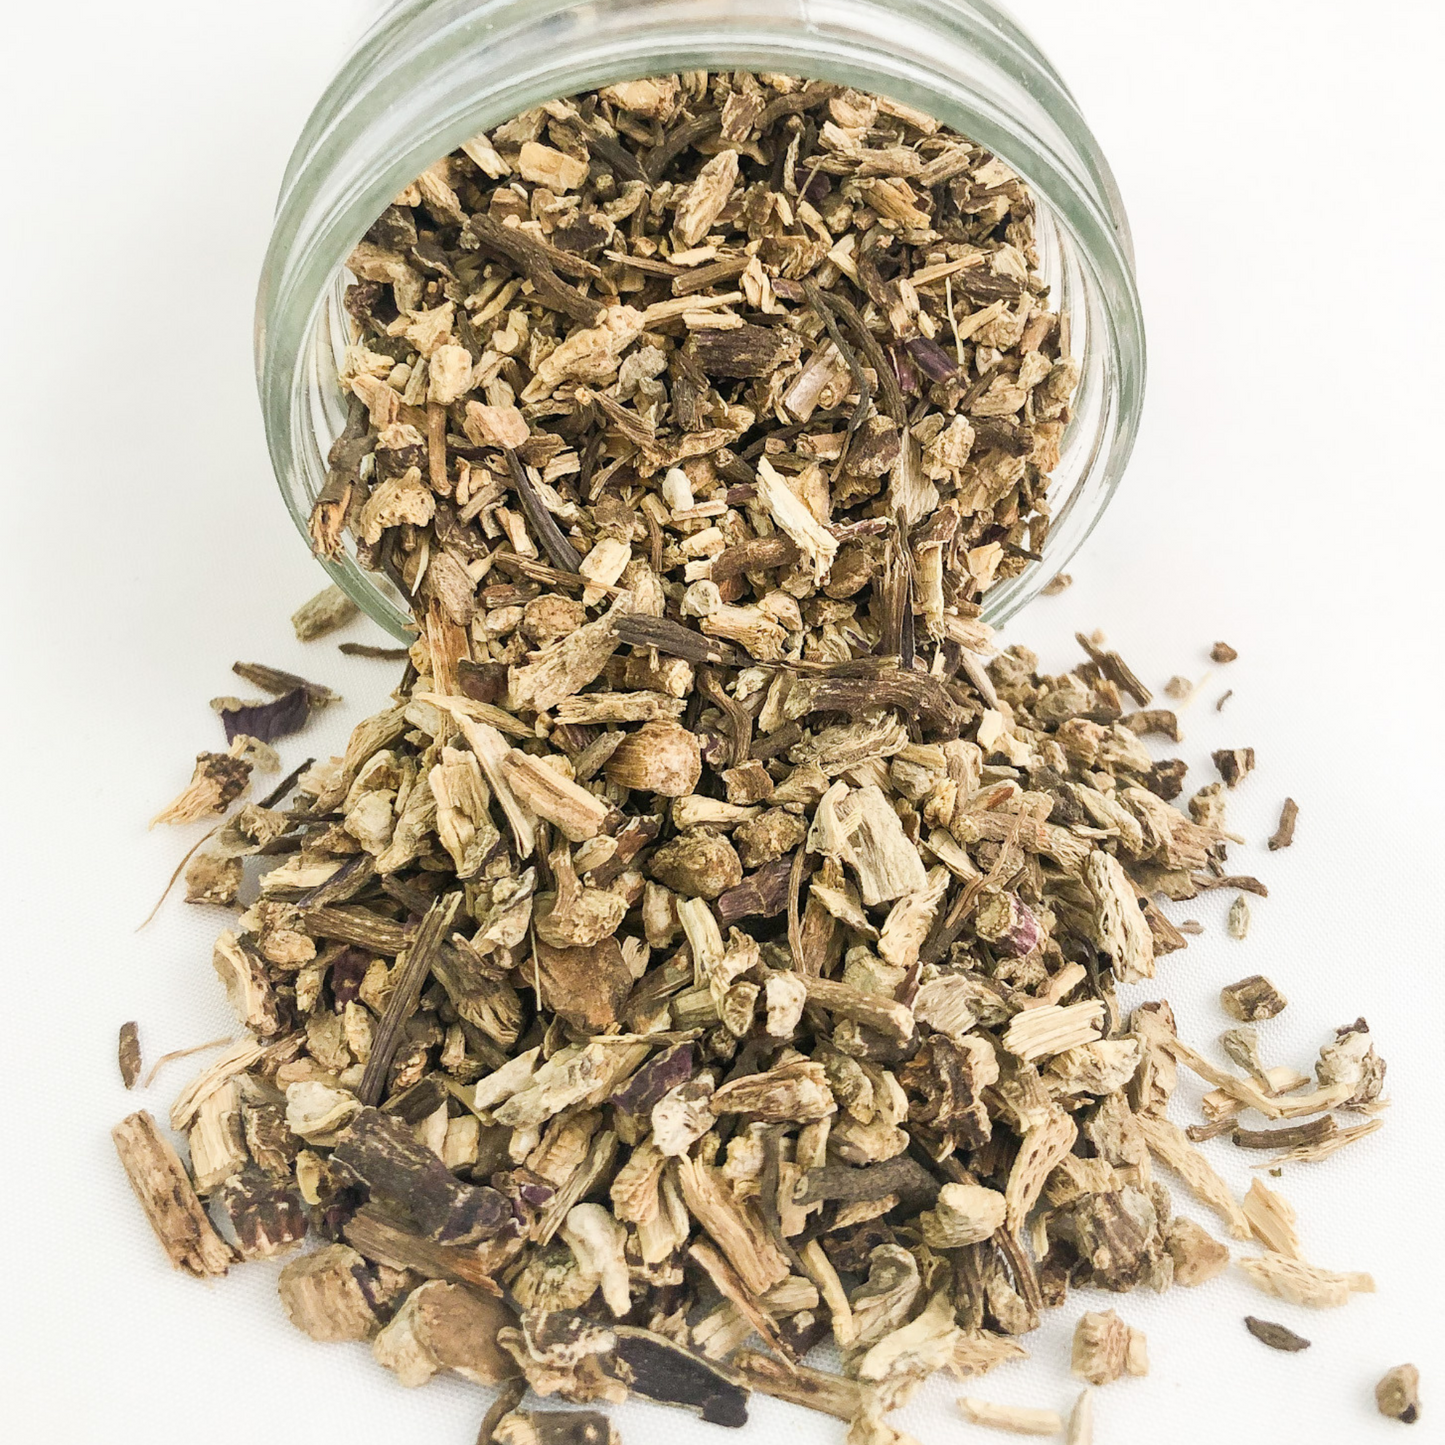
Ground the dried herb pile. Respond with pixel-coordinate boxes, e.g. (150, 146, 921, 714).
(117, 72, 1395, 1443)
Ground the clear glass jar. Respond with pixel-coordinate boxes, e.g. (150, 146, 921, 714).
(257, 0, 1144, 641)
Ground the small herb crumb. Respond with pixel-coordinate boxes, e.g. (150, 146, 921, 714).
(1376, 1364, 1421, 1424)
(1211, 641, 1239, 663)
(1042, 573, 1073, 596)
(1220, 974, 1286, 1020)
(1269, 797, 1299, 851)
(1213, 747, 1256, 787)
(1244, 1317, 1311, 1352)
(291, 583, 357, 642)
(1228, 895, 1251, 939)
(118, 1021, 142, 1089)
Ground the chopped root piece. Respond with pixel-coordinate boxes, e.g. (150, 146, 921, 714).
(292, 582, 359, 641)
(1237, 1251, 1375, 1308)
(958, 1396, 1064, 1436)
(1268, 797, 1299, 851)
(1376, 1364, 1422, 1425)
(1070, 1310, 1147, 1386)
(1219, 974, 1287, 1021)
(112, 1111, 234, 1278)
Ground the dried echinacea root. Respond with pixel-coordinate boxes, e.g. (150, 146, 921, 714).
(121, 66, 1390, 1445)
(1376, 1364, 1422, 1425)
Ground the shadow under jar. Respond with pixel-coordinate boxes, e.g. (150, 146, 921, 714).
(256, 0, 1145, 640)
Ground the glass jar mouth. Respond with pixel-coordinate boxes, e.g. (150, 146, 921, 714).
(258, 0, 1145, 641)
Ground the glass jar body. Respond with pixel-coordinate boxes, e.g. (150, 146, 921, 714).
(257, 0, 1144, 640)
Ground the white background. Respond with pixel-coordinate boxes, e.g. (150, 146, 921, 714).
(1, 2, 1442, 1440)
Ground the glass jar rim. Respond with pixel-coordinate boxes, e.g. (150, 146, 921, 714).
(257, 0, 1145, 639)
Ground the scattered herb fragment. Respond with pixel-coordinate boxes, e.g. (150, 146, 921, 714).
(340, 642, 413, 660)
(231, 660, 340, 707)
(1376, 1364, 1422, 1424)
(219, 688, 312, 745)
(1211, 641, 1238, 663)
(1220, 974, 1287, 1021)
(291, 582, 357, 641)
(118, 1022, 142, 1089)
(1244, 1316, 1310, 1352)
(1213, 747, 1256, 788)
(1269, 797, 1299, 851)
(1227, 895, 1251, 939)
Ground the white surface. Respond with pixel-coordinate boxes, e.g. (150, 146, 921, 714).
(1, 2, 1442, 1440)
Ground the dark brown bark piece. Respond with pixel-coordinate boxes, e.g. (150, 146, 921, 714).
(331, 1107, 512, 1244)
(1244, 1316, 1311, 1352)
(715, 855, 795, 923)
(469, 214, 607, 326)
(794, 1156, 940, 1208)
(213, 1169, 309, 1259)
(339, 642, 413, 660)
(1075, 632, 1152, 706)
(1220, 974, 1288, 1021)
(475, 1381, 529, 1445)
(220, 688, 312, 745)
(785, 671, 968, 733)
(689, 324, 802, 379)
(608, 1325, 749, 1427)
(505, 448, 585, 572)
(232, 660, 340, 707)
(614, 613, 740, 665)
(1232, 1117, 1337, 1151)
(1212, 747, 1256, 788)
(357, 892, 462, 1104)
(1268, 797, 1299, 850)
(611, 1042, 695, 1117)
